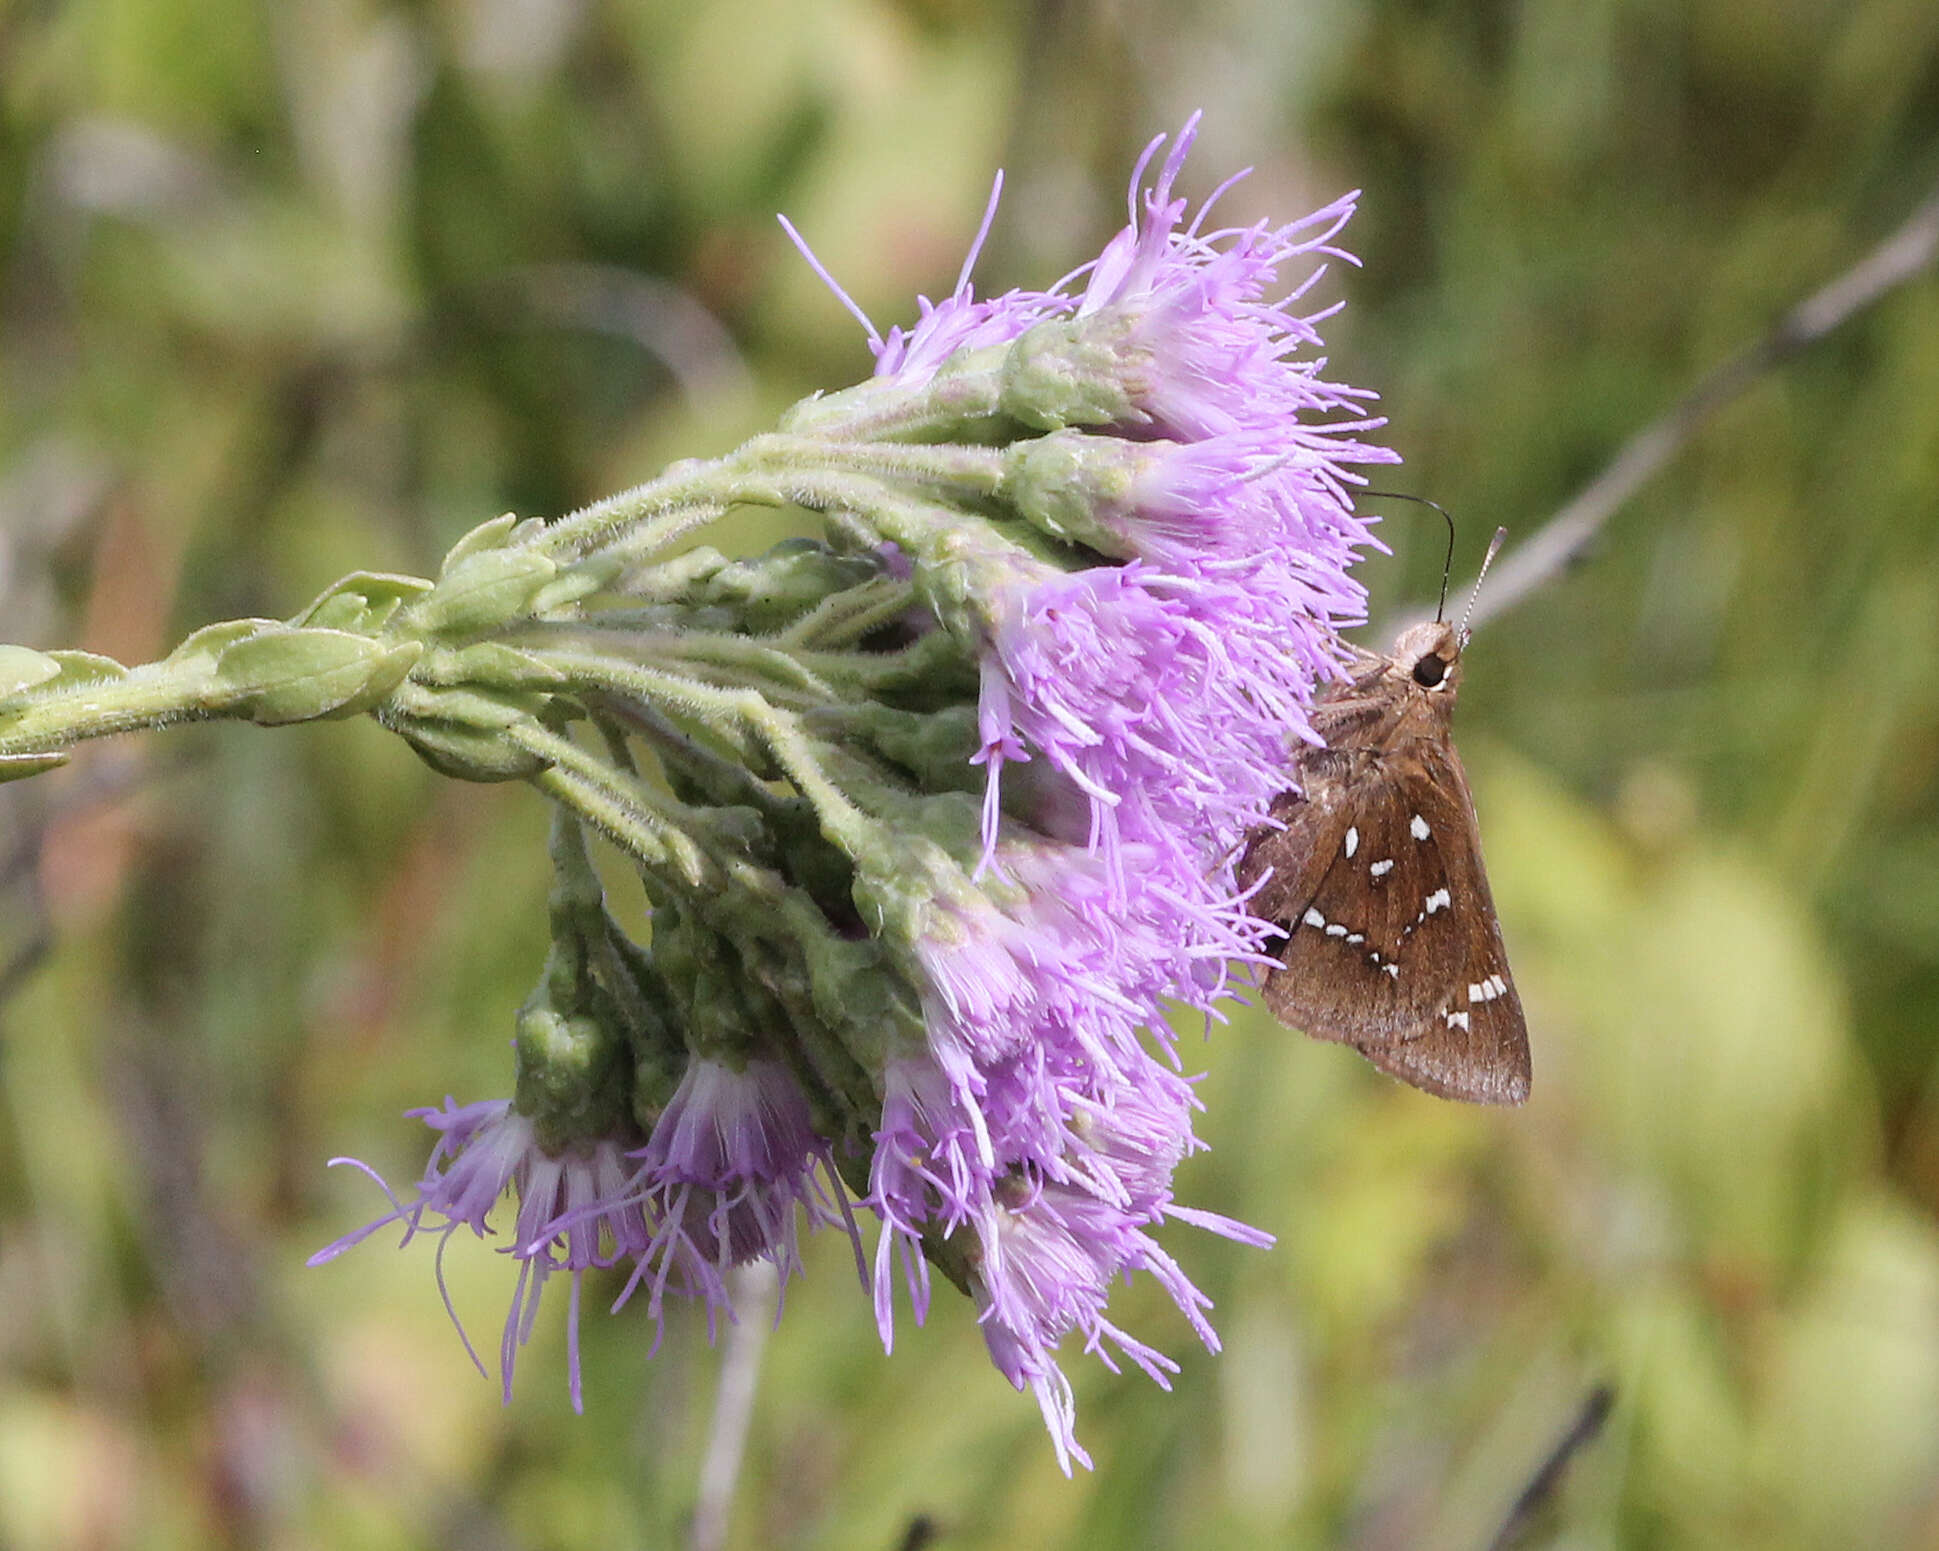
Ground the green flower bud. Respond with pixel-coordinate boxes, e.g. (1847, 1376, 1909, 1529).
(0, 647, 63, 701)
(513, 995, 634, 1153)
(699, 541, 889, 632)
(212, 627, 423, 725)
(792, 915, 926, 1071)
(1000, 430, 1150, 553)
(414, 546, 560, 637)
(383, 676, 555, 782)
(998, 316, 1143, 430)
(810, 704, 983, 796)
(777, 345, 1008, 440)
(414, 642, 567, 692)
(293, 571, 435, 633)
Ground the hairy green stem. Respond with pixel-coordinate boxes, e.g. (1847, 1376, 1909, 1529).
(0, 660, 225, 766)
(749, 435, 1006, 498)
(531, 654, 878, 857)
(529, 455, 737, 560)
(518, 726, 714, 886)
(774, 346, 1011, 441)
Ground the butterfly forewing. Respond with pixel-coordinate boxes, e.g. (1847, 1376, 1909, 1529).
(1350, 746, 1527, 1103)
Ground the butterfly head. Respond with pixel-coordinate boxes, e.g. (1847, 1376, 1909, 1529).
(1389, 619, 1462, 697)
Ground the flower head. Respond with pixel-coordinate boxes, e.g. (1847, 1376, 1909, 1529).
(966, 1066, 1270, 1475)
(309, 1098, 652, 1411)
(970, 557, 1329, 874)
(854, 826, 1276, 1472)
(316, 1065, 864, 1411)
(617, 1057, 860, 1328)
(782, 174, 1064, 393)
(923, 119, 1397, 901)
(1072, 115, 1377, 443)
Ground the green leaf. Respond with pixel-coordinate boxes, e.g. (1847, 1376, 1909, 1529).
(0, 751, 70, 783)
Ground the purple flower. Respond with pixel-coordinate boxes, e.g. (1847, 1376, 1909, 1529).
(868, 833, 1253, 1105)
(901, 117, 1398, 913)
(615, 1057, 861, 1329)
(971, 557, 1338, 875)
(1071, 115, 1380, 444)
(867, 1052, 978, 1333)
(782, 176, 1066, 391)
(873, 280, 1066, 388)
(309, 1097, 651, 1412)
(1084, 430, 1385, 572)
(861, 832, 1275, 1471)
(872, 1035, 1270, 1475)
(973, 1159, 1260, 1476)
(314, 1066, 862, 1412)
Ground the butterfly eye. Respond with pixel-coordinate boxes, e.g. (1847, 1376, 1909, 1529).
(1411, 654, 1448, 688)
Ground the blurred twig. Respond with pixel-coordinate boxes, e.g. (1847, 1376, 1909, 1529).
(1483, 1383, 1616, 1551)
(894, 1514, 940, 1551)
(0, 753, 157, 1014)
(496, 262, 756, 417)
(0, 808, 51, 1011)
(1474, 178, 1939, 628)
(691, 1261, 781, 1551)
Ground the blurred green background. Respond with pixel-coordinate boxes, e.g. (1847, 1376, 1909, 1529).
(3, 1, 1938, 1547)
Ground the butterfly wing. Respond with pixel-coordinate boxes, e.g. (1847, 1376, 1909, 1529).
(1243, 739, 1530, 1106)
(1349, 743, 1529, 1104)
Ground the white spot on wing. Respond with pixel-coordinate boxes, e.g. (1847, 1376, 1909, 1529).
(1344, 826, 1359, 859)
(1410, 814, 1431, 841)
(1325, 923, 1348, 937)
(1382, 963, 1400, 980)
(1424, 887, 1451, 915)
(1302, 907, 1326, 929)
(1346, 933, 1364, 945)
(1445, 1009, 1470, 1031)
(1370, 859, 1394, 879)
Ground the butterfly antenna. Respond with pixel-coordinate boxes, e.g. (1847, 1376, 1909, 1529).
(1359, 490, 1458, 622)
(1458, 527, 1509, 646)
